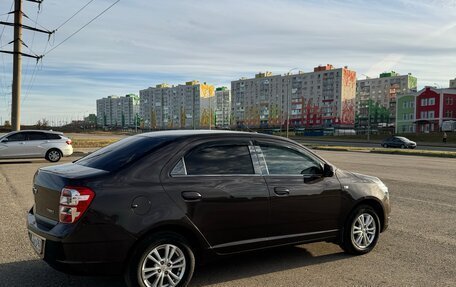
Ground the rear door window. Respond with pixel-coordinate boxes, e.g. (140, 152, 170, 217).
(26, 132, 48, 141)
(185, 144, 254, 175)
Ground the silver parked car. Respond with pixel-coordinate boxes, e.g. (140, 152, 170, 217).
(0, 130, 73, 162)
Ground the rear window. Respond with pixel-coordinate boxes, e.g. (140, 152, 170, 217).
(46, 133, 62, 140)
(75, 135, 175, 172)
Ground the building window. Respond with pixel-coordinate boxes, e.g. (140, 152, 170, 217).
(428, 111, 434, 119)
(446, 97, 454, 105)
(421, 98, 428, 106)
(428, 98, 435, 106)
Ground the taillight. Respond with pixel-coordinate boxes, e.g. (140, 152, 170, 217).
(59, 186, 95, 224)
(66, 139, 72, 145)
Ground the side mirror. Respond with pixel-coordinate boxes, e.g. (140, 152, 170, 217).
(323, 163, 334, 177)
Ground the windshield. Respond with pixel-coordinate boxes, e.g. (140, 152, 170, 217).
(75, 135, 176, 172)
(395, 136, 409, 142)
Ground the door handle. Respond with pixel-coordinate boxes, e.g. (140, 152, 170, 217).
(181, 191, 202, 201)
(274, 187, 290, 196)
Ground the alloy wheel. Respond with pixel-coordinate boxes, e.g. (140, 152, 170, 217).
(351, 213, 376, 250)
(48, 150, 61, 162)
(140, 244, 186, 287)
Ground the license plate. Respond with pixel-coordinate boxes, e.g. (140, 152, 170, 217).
(28, 231, 45, 257)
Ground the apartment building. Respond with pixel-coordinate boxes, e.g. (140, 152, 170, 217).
(450, 78, 456, 89)
(139, 81, 215, 129)
(215, 87, 231, 128)
(96, 94, 139, 128)
(231, 65, 357, 129)
(356, 71, 417, 128)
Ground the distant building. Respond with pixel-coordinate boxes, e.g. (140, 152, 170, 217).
(450, 78, 456, 89)
(356, 72, 417, 129)
(231, 64, 357, 129)
(139, 81, 215, 129)
(415, 87, 456, 133)
(96, 94, 139, 128)
(395, 87, 456, 133)
(215, 87, 231, 128)
(396, 94, 416, 133)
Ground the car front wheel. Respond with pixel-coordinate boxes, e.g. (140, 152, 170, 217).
(125, 232, 195, 287)
(340, 205, 380, 255)
(45, 149, 62, 162)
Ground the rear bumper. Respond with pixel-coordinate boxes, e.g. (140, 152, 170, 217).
(61, 145, 73, 157)
(27, 208, 130, 275)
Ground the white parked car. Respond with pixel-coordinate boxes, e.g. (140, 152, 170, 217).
(0, 130, 73, 162)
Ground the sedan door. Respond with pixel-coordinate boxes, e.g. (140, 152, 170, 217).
(161, 138, 270, 254)
(255, 140, 343, 243)
(24, 132, 49, 157)
(0, 132, 27, 158)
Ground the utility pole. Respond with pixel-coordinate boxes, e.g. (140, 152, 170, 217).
(11, 0, 23, 131)
(0, 0, 51, 131)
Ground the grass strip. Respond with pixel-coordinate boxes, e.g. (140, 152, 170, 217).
(71, 138, 119, 148)
(312, 146, 456, 158)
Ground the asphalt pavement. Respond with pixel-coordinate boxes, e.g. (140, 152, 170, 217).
(0, 151, 455, 286)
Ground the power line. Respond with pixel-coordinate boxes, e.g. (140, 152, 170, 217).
(54, 0, 95, 31)
(22, 8, 41, 101)
(44, 0, 120, 56)
(0, 0, 14, 119)
(22, 11, 49, 32)
(22, 61, 40, 105)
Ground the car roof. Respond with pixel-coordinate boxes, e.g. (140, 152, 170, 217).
(3, 130, 64, 136)
(136, 129, 291, 142)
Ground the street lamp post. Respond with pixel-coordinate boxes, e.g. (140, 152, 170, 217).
(286, 68, 298, 138)
(367, 100, 371, 141)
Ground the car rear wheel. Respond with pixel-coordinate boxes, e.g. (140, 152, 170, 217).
(340, 205, 380, 255)
(400, 144, 406, 149)
(382, 144, 387, 148)
(45, 149, 62, 162)
(125, 232, 195, 287)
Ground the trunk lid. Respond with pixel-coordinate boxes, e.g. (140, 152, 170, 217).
(33, 163, 107, 223)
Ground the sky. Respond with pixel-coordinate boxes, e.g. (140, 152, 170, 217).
(0, 0, 455, 125)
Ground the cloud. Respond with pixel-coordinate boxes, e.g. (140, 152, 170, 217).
(0, 0, 455, 124)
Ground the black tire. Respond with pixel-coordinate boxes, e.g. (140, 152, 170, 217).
(382, 144, 387, 148)
(45, 149, 62, 162)
(340, 205, 380, 255)
(400, 144, 406, 149)
(125, 232, 195, 287)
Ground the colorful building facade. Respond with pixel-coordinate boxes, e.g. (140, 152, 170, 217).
(396, 94, 416, 133)
(395, 87, 456, 134)
(231, 65, 356, 129)
(356, 72, 417, 129)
